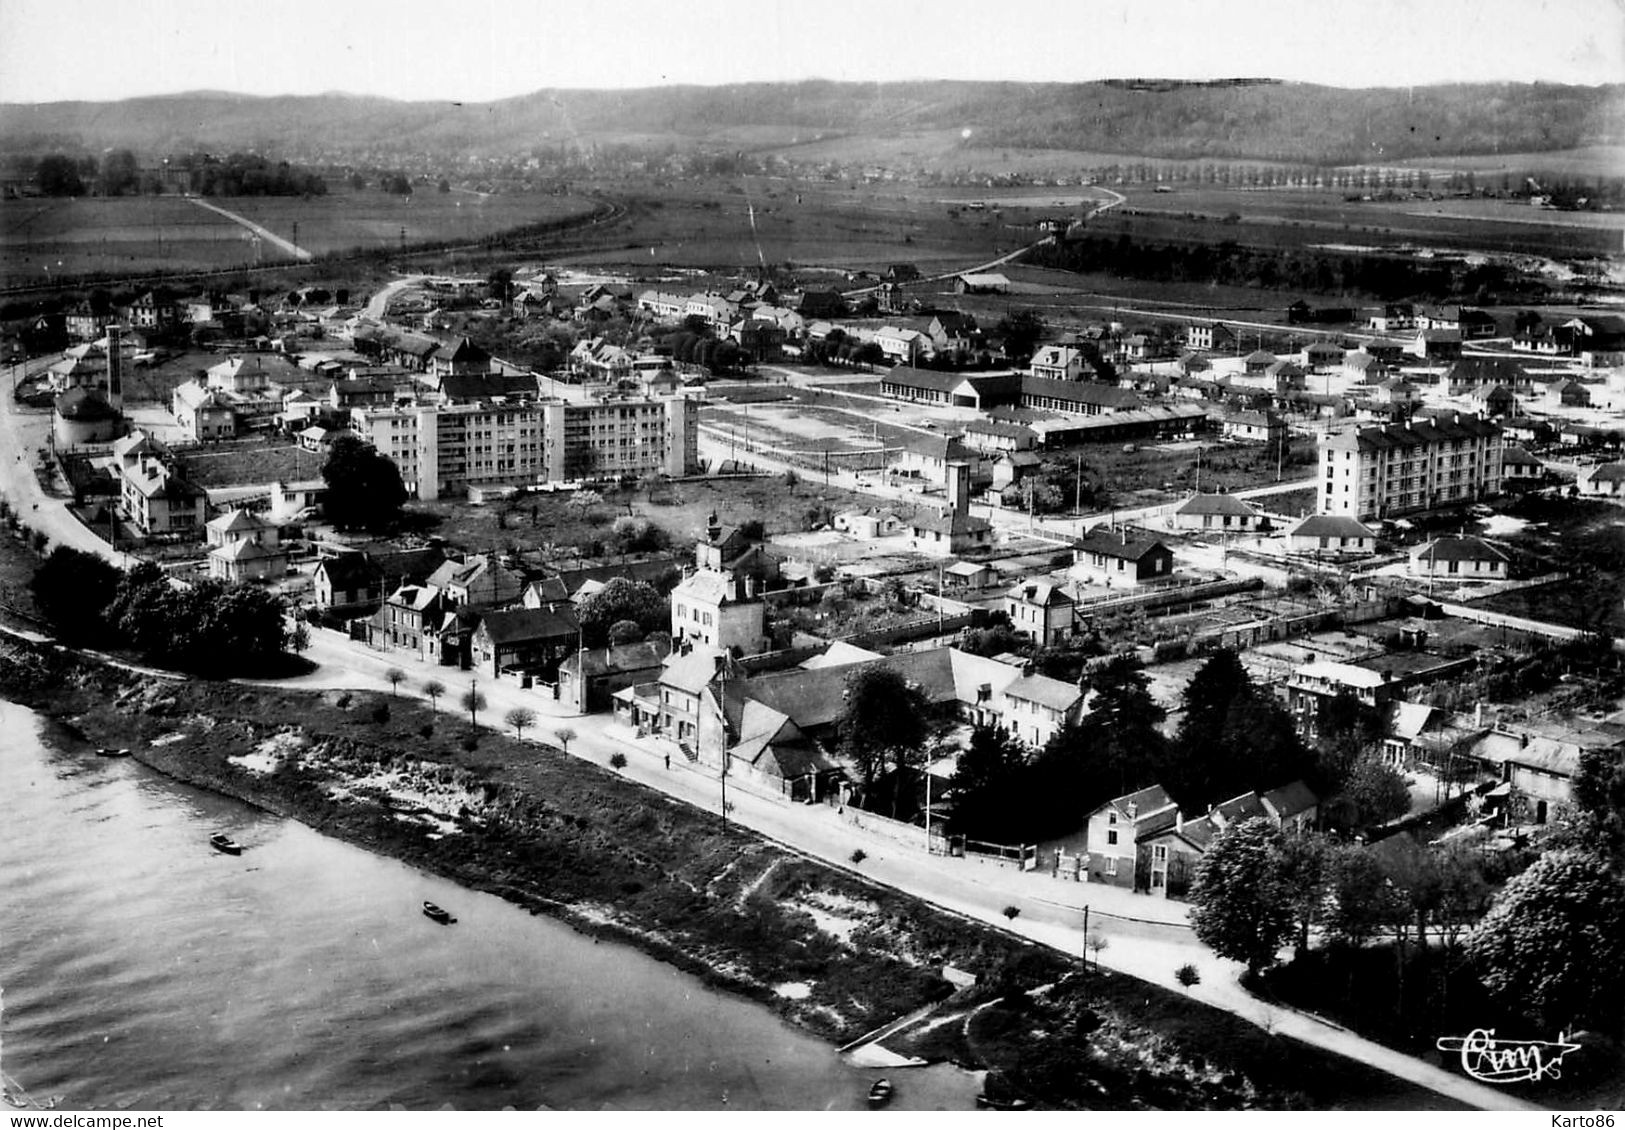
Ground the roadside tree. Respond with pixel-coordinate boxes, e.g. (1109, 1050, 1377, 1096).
(836, 665, 931, 809)
(1464, 848, 1625, 1030)
(1190, 816, 1293, 978)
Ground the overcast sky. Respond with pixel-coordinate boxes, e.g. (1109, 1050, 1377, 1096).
(1, 0, 1620, 104)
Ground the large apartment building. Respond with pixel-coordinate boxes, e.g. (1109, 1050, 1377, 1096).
(352, 394, 700, 500)
(1317, 412, 1502, 519)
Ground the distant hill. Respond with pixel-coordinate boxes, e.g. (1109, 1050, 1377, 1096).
(3, 80, 1622, 166)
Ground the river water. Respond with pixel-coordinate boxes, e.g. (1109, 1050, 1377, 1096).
(0, 702, 981, 1111)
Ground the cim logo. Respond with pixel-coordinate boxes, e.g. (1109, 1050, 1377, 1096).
(1436, 1028, 1581, 1085)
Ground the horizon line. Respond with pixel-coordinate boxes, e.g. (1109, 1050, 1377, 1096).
(4, 74, 1623, 108)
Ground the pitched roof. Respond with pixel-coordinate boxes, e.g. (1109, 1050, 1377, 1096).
(909, 508, 992, 536)
(1006, 579, 1074, 607)
(1019, 377, 1141, 411)
(206, 509, 272, 534)
(1074, 526, 1170, 562)
(1175, 493, 1258, 517)
(559, 639, 671, 679)
(315, 552, 382, 590)
(1288, 514, 1375, 540)
(476, 606, 580, 646)
(1100, 784, 1175, 820)
(1002, 672, 1084, 712)
(1324, 414, 1501, 453)
(1261, 780, 1318, 819)
(1410, 536, 1510, 564)
(210, 538, 286, 562)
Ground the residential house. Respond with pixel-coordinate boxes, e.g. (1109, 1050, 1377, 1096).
(835, 507, 906, 539)
(1185, 322, 1238, 352)
(1169, 493, 1264, 533)
(1137, 783, 1319, 899)
(1000, 673, 1087, 749)
(1411, 328, 1464, 362)
(906, 508, 994, 557)
(1578, 462, 1625, 499)
(314, 553, 385, 616)
(1368, 376, 1421, 408)
(557, 640, 672, 713)
(208, 535, 289, 582)
(1029, 344, 1093, 381)
(1499, 445, 1544, 485)
(1285, 514, 1377, 556)
(1342, 351, 1390, 385)
(990, 450, 1042, 491)
(471, 606, 581, 678)
(270, 478, 327, 522)
(1368, 304, 1417, 333)
(787, 290, 846, 319)
(1083, 785, 1180, 890)
(109, 431, 206, 537)
(1408, 536, 1510, 581)
(171, 379, 236, 441)
(873, 325, 930, 366)
(368, 584, 452, 663)
(1267, 360, 1307, 393)
(1005, 580, 1076, 648)
(65, 301, 113, 342)
(1071, 527, 1174, 589)
(1222, 409, 1286, 446)
(425, 554, 523, 610)
(960, 418, 1037, 455)
(926, 312, 980, 362)
(1304, 341, 1345, 373)
(1243, 350, 1278, 375)
(1468, 384, 1516, 417)
(670, 569, 767, 656)
(1546, 378, 1592, 409)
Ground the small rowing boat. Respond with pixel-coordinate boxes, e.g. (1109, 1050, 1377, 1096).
(422, 901, 456, 925)
(866, 1079, 894, 1107)
(209, 833, 242, 855)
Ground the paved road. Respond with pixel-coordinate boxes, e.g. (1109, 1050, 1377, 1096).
(0, 361, 139, 568)
(266, 620, 1539, 1111)
(185, 196, 312, 262)
(363, 275, 428, 320)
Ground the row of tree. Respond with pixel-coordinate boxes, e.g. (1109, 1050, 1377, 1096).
(1029, 232, 1528, 305)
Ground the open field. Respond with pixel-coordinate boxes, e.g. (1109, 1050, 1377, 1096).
(0, 188, 602, 288)
(568, 178, 1016, 273)
(1387, 146, 1625, 179)
(1100, 186, 1625, 259)
(0, 195, 245, 283)
(223, 188, 599, 257)
(406, 473, 874, 558)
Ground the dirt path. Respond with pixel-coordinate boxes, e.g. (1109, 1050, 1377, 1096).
(184, 196, 312, 262)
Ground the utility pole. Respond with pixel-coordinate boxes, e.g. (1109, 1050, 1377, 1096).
(1075, 451, 1083, 513)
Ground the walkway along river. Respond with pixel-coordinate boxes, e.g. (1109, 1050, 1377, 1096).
(0, 702, 981, 1111)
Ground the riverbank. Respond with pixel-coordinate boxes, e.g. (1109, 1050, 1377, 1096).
(0, 634, 1460, 1109)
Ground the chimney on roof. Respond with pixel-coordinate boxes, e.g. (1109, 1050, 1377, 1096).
(1121, 528, 1128, 545)
(1175, 808, 1183, 832)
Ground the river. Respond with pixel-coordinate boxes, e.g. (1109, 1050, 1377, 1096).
(0, 702, 981, 1111)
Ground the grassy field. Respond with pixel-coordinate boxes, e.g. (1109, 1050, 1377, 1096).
(570, 178, 1014, 274)
(223, 188, 599, 257)
(1098, 187, 1624, 259)
(0, 188, 601, 288)
(0, 195, 244, 284)
(173, 437, 317, 489)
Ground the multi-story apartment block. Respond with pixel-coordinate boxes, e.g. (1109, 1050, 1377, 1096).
(352, 394, 700, 501)
(1317, 412, 1502, 520)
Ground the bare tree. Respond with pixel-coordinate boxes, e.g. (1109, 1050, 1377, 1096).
(555, 726, 576, 754)
(505, 707, 537, 740)
(422, 679, 447, 712)
(385, 668, 405, 697)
